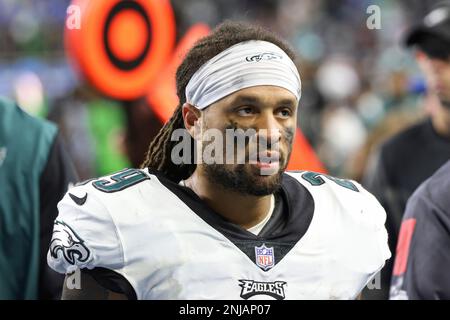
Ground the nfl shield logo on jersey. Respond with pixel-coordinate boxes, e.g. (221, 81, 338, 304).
(255, 244, 275, 270)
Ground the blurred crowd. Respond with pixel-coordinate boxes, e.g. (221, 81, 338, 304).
(0, 0, 441, 181)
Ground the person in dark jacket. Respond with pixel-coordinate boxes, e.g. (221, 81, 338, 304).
(0, 97, 78, 299)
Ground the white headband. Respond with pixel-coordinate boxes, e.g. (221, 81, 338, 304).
(185, 40, 301, 110)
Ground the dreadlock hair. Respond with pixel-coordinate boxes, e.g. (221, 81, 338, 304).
(141, 20, 296, 182)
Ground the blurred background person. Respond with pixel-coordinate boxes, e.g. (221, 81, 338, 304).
(362, 1, 450, 299)
(0, 97, 77, 299)
(390, 159, 450, 299)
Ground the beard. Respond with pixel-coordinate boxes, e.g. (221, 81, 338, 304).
(203, 150, 289, 196)
(198, 120, 294, 196)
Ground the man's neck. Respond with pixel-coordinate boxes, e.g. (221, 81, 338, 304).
(184, 170, 273, 230)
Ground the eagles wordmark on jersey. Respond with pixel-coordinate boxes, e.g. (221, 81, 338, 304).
(47, 168, 390, 300)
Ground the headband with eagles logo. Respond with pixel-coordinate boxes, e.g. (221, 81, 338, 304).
(185, 40, 302, 110)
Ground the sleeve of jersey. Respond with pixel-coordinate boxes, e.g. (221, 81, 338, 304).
(47, 185, 124, 274)
(355, 182, 392, 279)
(330, 179, 391, 286)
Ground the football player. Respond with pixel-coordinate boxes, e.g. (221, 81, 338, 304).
(47, 21, 390, 300)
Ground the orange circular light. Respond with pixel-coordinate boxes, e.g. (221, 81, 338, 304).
(65, 0, 176, 101)
(108, 10, 148, 62)
(147, 24, 211, 123)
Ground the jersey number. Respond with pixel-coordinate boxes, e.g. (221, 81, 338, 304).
(92, 169, 149, 193)
(301, 171, 359, 192)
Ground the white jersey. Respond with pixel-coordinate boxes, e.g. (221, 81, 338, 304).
(47, 168, 390, 300)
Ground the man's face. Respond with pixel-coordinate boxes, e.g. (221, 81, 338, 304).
(416, 50, 450, 106)
(195, 85, 298, 196)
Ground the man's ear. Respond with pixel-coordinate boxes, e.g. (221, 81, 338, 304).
(182, 103, 202, 139)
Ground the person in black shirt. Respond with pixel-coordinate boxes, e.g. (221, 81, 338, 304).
(362, 1, 450, 299)
(390, 159, 450, 299)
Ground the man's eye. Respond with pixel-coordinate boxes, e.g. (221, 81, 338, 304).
(237, 107, 255, 116)
(277, 109, 292, 118)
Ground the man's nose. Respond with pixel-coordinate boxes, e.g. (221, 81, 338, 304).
(257, 114, 282, 145)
